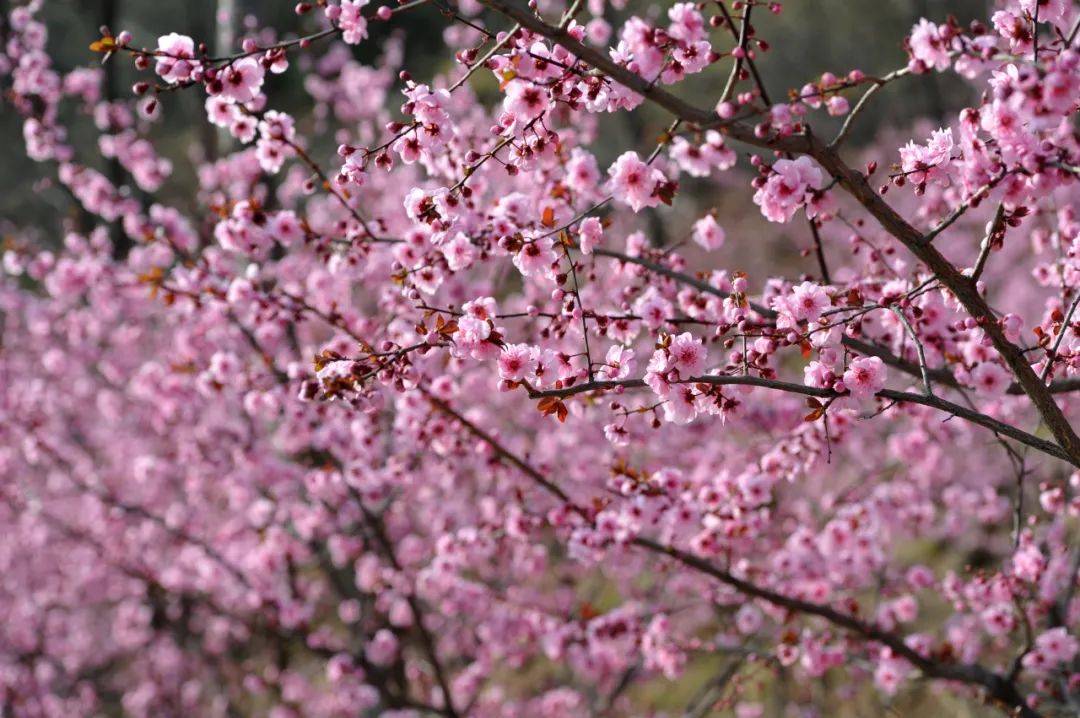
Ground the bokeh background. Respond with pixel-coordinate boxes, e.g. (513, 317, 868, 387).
(2, 0, 988, 249)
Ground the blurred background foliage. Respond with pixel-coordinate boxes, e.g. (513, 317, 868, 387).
(3, 0, 989, 243)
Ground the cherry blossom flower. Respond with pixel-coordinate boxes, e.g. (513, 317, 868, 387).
(503, 80, 549, 122)
(512, 239, 558, 278)
(668, 332, 707, 376)
(970, 361, 1011, 397)
(634, 289, 673, 330)
(566, 149, 601, 195)
(663, 384, 699, 424)
(218, 58, 265, 104)
(498, 344, 538, 382)
(692, 214, 725, 251)
(842, 356, 887, 399)
(789, 281, 830, 323)
(608, 151, 665, 212)
(874, 654, 910, 695)
(365, 629, 399, 666)
(1023, 628, 1080, 672)
(155, 33, 199, 84)
(441, 233, 477, 271)
(753, 156, 823, 223)
(205, 95, 238, 127)
(907, 19, 953, 73)
(5, 2, 1080, 715)
(1019, 0, 1073, 29)
(898, 127, 954, 187)
(578, 217, 603, 255)
(669, 132, 735, 177)
(597, 345, 635, 380)
(332, 0, 371, 45)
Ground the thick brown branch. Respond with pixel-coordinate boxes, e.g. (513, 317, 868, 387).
(477, 0, 1080, 464)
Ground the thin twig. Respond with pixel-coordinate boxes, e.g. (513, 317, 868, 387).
(1041, 292, 1080, 382)
(524, 375, 1077, 466)
(972, 203, 1007, 283)
(890, 306, 932, 396)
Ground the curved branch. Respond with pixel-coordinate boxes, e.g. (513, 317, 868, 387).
(525, 376, 1078, 467)
(477, 0, 1080, 465)
(591, 247, 1080, 397)
(633, 537, 1041, 718)
(427, 393, 1043, 718)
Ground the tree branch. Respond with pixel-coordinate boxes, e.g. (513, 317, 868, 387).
(590, 247, 1080, 397)
(427, 392, 1043, 718)
(525, 376, 1078, 467)
(476, 0, 1080, 464)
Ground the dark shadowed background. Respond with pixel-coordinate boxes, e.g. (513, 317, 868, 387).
(2, 0, 989, 241)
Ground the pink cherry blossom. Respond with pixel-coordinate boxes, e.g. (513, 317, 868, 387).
(1019, 0, 1073, 29)
(899, 127, 954, 187)
(498, 343, 538, 382)
(843, 356, 887, 399)
(512, 238, 558, 278)
(753, 156, 823, 223)
(970, 361, 1011, 397)
(608, 151, 666, 212)
(578, 216, 603, 255)
(907, 19, 953, 73)
(597, 345, 635, 380)
(503, 80, 549, 122)
(155, 33, 199, 83)
(218, 57, 265, 103)
(668, 331, 707, 376)
(334, 0, 371, 45)
(669, 132, 735, 177)
(788, 281, 831, 323)
(692, 214, 725, 251)
(3, 2, 1080, 716)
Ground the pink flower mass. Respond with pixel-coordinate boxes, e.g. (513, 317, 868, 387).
(752, 155, 825, 223)
(608, 150, 666, 212)
(841, 356, 888, 399)
(2, 1, 1080, 716)
(217, 57, 265, 104)
(154, 32, 199, 83)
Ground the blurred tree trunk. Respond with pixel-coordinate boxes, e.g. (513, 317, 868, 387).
(210, 0, 260, 158)
(101, 0, 134, 258)
(215, 0, 262, 56)
(914, 0, 947, 120)
(215, 0, 237, 58)
(210, 0, 239, 159)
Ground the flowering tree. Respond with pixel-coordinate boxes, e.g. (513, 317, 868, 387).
(2, 0, 1080, 715)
